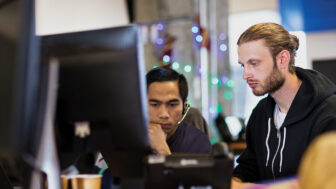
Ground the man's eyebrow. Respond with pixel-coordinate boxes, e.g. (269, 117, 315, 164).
(149, 99, 161, 103)
(149, 99, 180, 103)
(167, 99, 180, 103)
(248, 58, 260, 63)
(238, 59, 260, 65)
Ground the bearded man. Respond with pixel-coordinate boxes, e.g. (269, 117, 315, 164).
(231, 22, 336, 189)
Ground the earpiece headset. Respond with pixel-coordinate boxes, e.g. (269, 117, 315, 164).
(177, 103, 190, 125)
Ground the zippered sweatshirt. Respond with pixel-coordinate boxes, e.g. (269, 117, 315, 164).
(233, 67, 336, 182)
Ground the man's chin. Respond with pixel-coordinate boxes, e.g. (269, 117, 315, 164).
(253, 89, 267, 96)
(161, 127, 170, 134)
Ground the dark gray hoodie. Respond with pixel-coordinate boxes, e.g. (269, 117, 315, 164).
(233, 67, 336, 182)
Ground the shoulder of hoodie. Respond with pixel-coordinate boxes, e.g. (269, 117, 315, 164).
(310, 93, 336, 121)
(245, 96, 273, 131)
(296, 67, 336, 114)
(250, 95, 274, 117)
(305, 94, 336, 134)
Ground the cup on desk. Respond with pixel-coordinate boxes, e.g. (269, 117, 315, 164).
(61, 174, 102, 189)
(61, 175, 71, 189)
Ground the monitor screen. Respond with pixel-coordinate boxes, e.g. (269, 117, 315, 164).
(0, 0, 45, 187)
(312, 59, 336, 85)
(224, 116, 244, 140)
(41, 25, 151, 178)
(0, 0, 42, 159)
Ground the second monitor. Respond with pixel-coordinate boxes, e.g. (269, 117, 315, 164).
(41, 25, 151, 178)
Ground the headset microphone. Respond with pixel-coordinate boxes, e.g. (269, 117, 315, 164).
(177, 103, 190, 125)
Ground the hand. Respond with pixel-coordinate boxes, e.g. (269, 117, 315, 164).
(231, 177, 256, 189)
(148, 122, 171, 155)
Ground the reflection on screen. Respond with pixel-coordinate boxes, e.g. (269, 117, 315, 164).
(225, 116, 242, 140)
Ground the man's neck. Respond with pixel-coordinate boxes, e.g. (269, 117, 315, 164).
(167, 124, 179, 139)
(271, 73, 302, 114)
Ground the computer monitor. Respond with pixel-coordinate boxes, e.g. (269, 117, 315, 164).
(215, 115, 246, 143)
(0, 0, 42, 160)
(312, 59, 336, 85)
(41, 25, 151, 178)
(145, 153, 233, 189)
(224, 116, 245, 141)
(0, 0, 45, 188)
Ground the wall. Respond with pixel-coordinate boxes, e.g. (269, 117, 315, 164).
(228, 0, 277, 13)
(306, 31, 336, 68)
(35, 0, 129, 35)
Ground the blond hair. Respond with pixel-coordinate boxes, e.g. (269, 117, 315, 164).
(237, 23, 299, 74)
(298, 132, 336, 189)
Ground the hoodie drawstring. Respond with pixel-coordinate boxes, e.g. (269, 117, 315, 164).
(279, 127, 286, 173)
(265, 118, 271, 167)
(267, 117, 287, 176)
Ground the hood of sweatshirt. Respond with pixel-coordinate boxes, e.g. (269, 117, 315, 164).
(264, 67, 336, 126)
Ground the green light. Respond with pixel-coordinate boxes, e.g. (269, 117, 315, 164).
(211, 77, 219, 86)
(162, 61, 170, 66)
(226, 79, 235, 88)
(184, 65, 192, 73)
(172, 61, 180, 70)
(224, 91, 233, 100)
(217, 105, 223, 113)
(210, 139, 219, 145)
(152, 65, 159, 68)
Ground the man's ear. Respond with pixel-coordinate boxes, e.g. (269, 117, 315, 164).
(182, 98, 188, 114)
(276, 50, 290, 71)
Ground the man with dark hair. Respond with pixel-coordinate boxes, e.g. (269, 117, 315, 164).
(231, 22, 336, 188)
(94, 67, 210, 188)
(146, 67, 211, 154)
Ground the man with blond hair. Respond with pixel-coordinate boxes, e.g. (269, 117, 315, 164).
(231, 22, 336, 188)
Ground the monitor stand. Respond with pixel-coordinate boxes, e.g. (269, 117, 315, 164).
(30, 58, 61, 189)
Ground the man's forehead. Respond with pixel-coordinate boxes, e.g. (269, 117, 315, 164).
(148, 81, 182, 102)
(149, 80, 178, 87)
(148, 81, 179, 93)
(238, 40, 271, 61)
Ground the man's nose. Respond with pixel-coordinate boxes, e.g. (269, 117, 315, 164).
(243, 67, 253, 80)
(159, 106, 169, 119)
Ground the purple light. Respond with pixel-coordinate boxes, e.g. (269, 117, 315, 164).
(220, 74, 229, 83)
(219, 33, 227, 40)
(196, 63, 201, 77)
(155, 38, 164, 45)
(156, 22, 164, 31)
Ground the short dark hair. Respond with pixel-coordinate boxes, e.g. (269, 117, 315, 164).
(146, 67, 188, 103)
(237, 22, 299, 74)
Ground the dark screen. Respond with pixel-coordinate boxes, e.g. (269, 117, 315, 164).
(41, 25, 151, 178)
(0, 0, 43, 188)
(0, 0, 42, 159)
(312, 59, 336, 85)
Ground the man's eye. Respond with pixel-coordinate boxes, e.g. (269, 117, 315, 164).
(251, 62, 258, 66)
(169, 104, 178, 107)
(150, 103, 159, 107)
